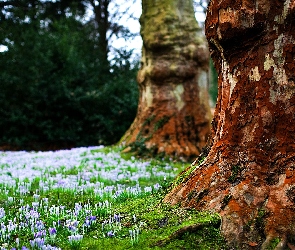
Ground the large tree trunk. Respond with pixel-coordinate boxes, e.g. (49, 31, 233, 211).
(165, 0, 295, 248)
(120, 0, 211, 160)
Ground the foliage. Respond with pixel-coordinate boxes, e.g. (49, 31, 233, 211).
(0, 9, 138, 149)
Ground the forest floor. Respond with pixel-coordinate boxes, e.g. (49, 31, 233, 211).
(0, 145, 226, 249)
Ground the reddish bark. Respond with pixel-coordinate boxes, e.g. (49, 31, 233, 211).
(165, 0, 295, 248)
(120, 0, 211, 160)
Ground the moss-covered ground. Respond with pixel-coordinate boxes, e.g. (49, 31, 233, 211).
(73, 192, 226, 250)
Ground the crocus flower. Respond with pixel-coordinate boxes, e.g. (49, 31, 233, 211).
(48, 227, 57, 236)
(84, 219, 90, 227)
(133, 214, 137, 222)
(0, 208, 5, 219)
(68, 234, 83, 243)
(33, 194, 40, 201)
(34, 230, 46, 238)
(89, 215, 96, 221)
(16, 237, 20, 247)
(107, 230, 115, 237)
(114, 214, 120, 222)
(30, 237, 45, 248)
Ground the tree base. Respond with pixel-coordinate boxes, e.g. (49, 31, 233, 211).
(164, 156, 295, 249)
(120, 105, 211, 161)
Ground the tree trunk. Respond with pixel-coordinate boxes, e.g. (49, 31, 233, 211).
(120, 0, 211, 160)
(165, 0, 295, 248)
(91, 0, 111, 73)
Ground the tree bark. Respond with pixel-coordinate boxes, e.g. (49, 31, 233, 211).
(120, 0, 211, 160)
(165, 0, 295, 248)
(89, 0, 111, 73)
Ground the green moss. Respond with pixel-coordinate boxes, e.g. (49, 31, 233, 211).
(255, 209, 267, 232)
(141, 0, 200, 48)
(265, 238, 280, 250)
(143, 115, 156, 127)
(228, 165, 242, 184)
(123, 115, 158, 157)
(172, 156, 206, 189)
(91, 145, 120, 154)
(75, 193, 226, 250)
(243, 208, 268, 243)
(130, 138, 149, 156)
(154, 115, 170, 131)
(186, 189, 210, 204)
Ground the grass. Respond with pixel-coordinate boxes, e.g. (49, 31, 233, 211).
(78, 194, 225, 250)
(0, 145, 226, 249)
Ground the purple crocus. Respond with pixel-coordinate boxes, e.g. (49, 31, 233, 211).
(89, 215, 96, 221)
(114, 214, 120, 222)
(34, 229, 46, 238)
(48, 227, 57, 236)
(154, 183, 161, 190)
(67, 220, 79, 233)
(85, 219, 91, 227)
(107, 230, 115, 237)
(30, 237, 45, 248)
(0, 207, 5, 219)
(84, 215, 96, 227)
(68, 234, 83, 243)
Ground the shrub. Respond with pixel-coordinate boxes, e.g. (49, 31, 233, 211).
(0, 18, 138, 150)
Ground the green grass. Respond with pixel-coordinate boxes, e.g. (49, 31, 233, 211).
(0, 145, 227, 249)
(60, 192, 226, 249)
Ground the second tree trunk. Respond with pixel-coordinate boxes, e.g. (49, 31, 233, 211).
(121, 0, 212, 160)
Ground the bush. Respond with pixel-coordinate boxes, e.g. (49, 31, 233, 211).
(0, 18, 138, 150)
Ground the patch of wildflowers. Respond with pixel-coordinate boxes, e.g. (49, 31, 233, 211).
(0, 146, 177, 248)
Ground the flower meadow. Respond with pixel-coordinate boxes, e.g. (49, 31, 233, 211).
(0, 146, 185, 249)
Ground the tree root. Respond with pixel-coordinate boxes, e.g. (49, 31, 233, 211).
(152, 221, 218, 247)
